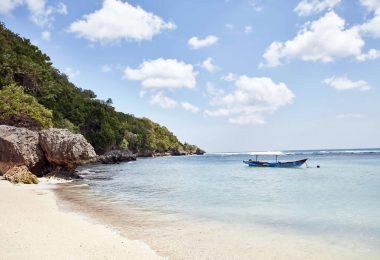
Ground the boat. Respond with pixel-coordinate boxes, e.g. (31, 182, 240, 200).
(243, 152, 307, 168)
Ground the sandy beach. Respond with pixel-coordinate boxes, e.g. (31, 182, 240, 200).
(0, 179, 163, 260)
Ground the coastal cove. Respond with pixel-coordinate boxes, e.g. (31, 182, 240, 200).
(1, 1, 380, 259)
(52, 150, 380, 259)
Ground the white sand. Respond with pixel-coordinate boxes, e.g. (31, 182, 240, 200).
(0, 180, 164, 260)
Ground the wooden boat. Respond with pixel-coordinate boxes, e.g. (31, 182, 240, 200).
(243, 152, 307, 168)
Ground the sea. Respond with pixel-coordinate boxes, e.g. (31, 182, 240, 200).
(54, 148, 380, 259)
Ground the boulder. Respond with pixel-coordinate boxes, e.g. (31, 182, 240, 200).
(0, 125, 46, 175)
(170, 147, 187, 156)
(137, 151, 155, 157)
(96, 149, 136, 164)
(195, 148, 206, 155)
(39, 128, 96, 177)
(4, 165, 39, 184)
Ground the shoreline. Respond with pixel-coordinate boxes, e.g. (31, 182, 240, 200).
(52, 168, 380, 260)
(2, 169, 380, 260)
(0, 179, 164, 260)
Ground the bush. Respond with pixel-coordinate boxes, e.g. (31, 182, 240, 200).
(0, 84, 53, 128)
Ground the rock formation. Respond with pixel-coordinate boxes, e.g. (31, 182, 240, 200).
(96, 149, 136, 164)
(195, 148, 206, 155)
(3, 165, 39, 184)
(39, 129, 96, 176)
(0, 125, 96, 181)
(170, 147, 187, 156)
(0, 125, 45, 175)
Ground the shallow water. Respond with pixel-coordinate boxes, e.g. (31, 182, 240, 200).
(55, 149, 380, 259)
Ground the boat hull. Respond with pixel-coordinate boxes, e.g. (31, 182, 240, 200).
(243, 159, 307, 168)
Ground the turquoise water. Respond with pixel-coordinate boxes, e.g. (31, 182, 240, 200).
(57, 149, 380, 259)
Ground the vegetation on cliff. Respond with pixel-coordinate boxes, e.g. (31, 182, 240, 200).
(0, 84, 54, 129)
(0, 22, 203, 155)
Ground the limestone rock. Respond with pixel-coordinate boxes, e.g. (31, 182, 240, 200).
(195, 148, 206, 155)
(39, 128, 96, 176)
(0, 125, 45, 175)
(170, 147, 187, 156)
(4, 165, 39, 184)
(0, 126, 97, 178)
(96, 149, 136, 164)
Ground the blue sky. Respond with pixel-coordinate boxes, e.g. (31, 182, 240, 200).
(1, 0, 380, 152)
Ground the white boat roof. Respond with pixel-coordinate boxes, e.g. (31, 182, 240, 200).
(249, 151, 285, 156)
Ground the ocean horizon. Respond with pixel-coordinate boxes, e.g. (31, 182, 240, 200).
(53, 148, 380, 259)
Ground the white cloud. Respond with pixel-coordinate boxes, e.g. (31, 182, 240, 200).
(27, 0, 67, 27)
(0, 0, 67, 27)
(64, 67, 80, 80)
(360, 15, 380, 37)
(357, 48, 380, 60)
(101, 64, 112, 72)
(0, 0, 23, 14)
(359, 0, 380, 38)
(181, 102, 199, 113)
(126, 58, 199, 112)
(260, 12, 369, 67)
(149, 92, 199, 112)
(205, 76, 294, 125)
(360, 0, 380, 11)
(336, 113, 365, 119)
(124, 58, 197, 90)
(55, 2, 67, 15)
(188, 35, 218, 49)
(150, 92, 178, 109)
(244, 25, 253, 35)
(323, 75, 371, 91)
(41, 30, 50, 40)
(68, 0, 176, 43)
(206, 82, 225, 96)
(221, 73, 237, 82)
(294, 0, 341, 16)
(249, 0, 263, 11)
(225, 23, 234, 30)
(201, 57, 219, 73)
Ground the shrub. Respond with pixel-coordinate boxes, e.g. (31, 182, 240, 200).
(0, 84, 53, 128)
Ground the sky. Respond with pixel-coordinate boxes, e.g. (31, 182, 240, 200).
(1, 0, 380, 152)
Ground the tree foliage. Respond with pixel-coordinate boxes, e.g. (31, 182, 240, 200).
(0, 22, 203, 154)
(0, 84, 53, 128)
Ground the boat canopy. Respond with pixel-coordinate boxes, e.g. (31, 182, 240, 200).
(249, 151, 285, 156)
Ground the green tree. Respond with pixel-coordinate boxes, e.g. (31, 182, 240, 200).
(0, 84, 53, 128)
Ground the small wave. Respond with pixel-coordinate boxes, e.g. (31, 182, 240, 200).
(207, 152, 248, 156)
(77, 170, 94, 175)
(84, 176, 113, 181)
(67, 183, 89, 188)
(285, 149, 380, 155)
(39, 177, 73, 184)
(209, 149, 380, 156)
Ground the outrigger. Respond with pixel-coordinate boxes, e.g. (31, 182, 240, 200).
(243, 152, 307, 168)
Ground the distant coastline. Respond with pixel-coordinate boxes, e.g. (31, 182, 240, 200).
(207, 147, 380, 155)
